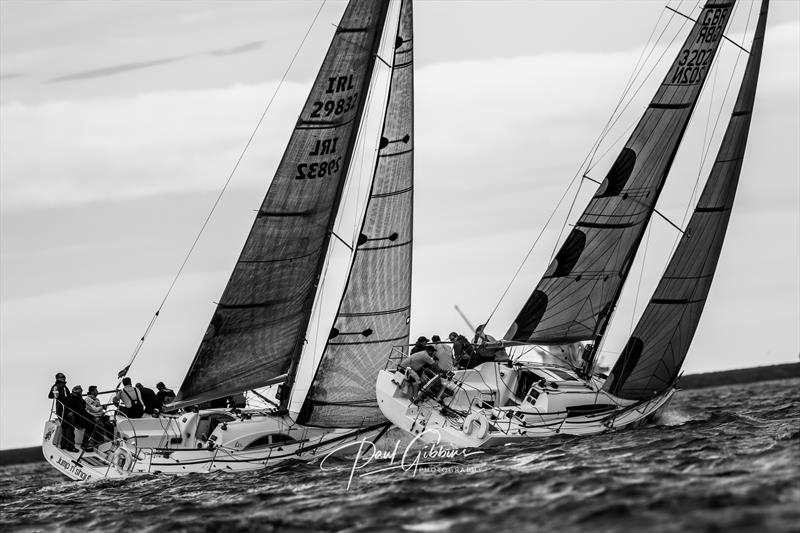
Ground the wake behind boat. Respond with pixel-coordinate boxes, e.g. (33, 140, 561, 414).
(377, 0, 769, 447)
(44, 0, 414, 481)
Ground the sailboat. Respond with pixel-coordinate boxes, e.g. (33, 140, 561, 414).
(43, 0, 415, 481)
(377, 0, 768, 447)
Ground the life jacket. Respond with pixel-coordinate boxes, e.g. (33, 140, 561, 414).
(122, 388, 144, 417)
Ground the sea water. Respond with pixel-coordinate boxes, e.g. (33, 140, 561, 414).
(1, 379, 798, 532)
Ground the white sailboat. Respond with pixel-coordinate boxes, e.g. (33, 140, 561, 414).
(43, 0, 415, 481)
(377, 0, 769, 447)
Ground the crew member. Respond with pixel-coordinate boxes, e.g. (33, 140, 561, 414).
(431, 335, 454, 372)
(115, 377, 144, 418)
(449, 331, 477, 368)
(155, 382, 176, 411)
(135, 383, 159, 415)
(48, 372, 76, 451)
(410, 336, 430, 355)
(404, 346, 444, 398)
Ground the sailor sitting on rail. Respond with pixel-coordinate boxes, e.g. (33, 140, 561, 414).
(401, 346, 445, 399)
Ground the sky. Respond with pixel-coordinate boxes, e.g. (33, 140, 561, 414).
(1, 0, 798, 449)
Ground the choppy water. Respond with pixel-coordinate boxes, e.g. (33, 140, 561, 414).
(2, 379, 798, 533)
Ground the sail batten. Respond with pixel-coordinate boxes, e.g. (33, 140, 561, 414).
(506, 0, 736, 347)
(604, 0, 768, 400)
(173, 1, 391, 409)
(300, 0, 414, 428)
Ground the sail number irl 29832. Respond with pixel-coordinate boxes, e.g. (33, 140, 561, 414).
(296, 137, 342, 180)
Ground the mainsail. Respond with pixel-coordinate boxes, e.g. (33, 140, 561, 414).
(174, 1, 391, 408)
(505, 1, 735, 347)
(605, 0, 768, 400)
(299, 0, 414, 427)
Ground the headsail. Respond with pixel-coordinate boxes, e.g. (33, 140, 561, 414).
(299, 0, 414, 427)
(506, 1, 735, 347)
(604, 0, 768, 400)
(174, 1, 391, 408)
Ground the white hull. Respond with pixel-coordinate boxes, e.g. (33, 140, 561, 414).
(43, 410, 388, 481)
(376, 363, 674, 449)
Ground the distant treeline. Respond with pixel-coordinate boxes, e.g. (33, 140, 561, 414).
(3, 363, 798, 467)
(677, 362, 800, 389)
(0, 446, 42, 466)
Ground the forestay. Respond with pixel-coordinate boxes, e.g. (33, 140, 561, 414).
(506, 1, 735, 346)
(174, 1, 391, 408)
(300, 0, 414, 428)
(605, 0, 768, 400)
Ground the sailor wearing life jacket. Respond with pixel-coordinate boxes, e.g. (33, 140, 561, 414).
(114, 377, 145, 418)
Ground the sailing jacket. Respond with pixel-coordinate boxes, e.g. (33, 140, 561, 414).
(48, 382, 69, 417)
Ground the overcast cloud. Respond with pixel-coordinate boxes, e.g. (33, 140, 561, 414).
(1, 1, 797, 449)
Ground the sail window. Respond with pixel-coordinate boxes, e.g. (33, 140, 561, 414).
(244, 433, 299, 449)
(513, 290, 548, 340)
(547, 368, 579, 382)
(552, 229, 586, 278)
(596, 148, 636, 198)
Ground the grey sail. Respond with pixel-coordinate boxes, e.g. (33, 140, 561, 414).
(506, 1, 735, 346)
(299, 0, 414, 427)
(174, 1, 390, 408)
(604, 0, 768, 400)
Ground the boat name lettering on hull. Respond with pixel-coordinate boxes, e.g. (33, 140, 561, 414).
(56, 456, 90, 481)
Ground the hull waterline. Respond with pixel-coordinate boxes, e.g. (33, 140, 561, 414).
(43, 411, 388, 481)
(376, 364, 675, 449)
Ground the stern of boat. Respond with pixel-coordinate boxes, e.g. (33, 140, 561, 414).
(376, 369, 489, 448)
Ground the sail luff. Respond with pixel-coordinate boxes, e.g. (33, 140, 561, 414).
(604, 0, 768, 400)
(506, 1, 737, 348)
(279, 2, 393, 409)
(298, 0, 414, 428)
(173, 1, 391, 409)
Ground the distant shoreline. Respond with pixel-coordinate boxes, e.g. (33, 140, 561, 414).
(4, 362, 798, 467)
(675, 362, 800, 390)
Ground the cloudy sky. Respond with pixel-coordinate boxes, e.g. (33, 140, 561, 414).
(1, 0, 797, 449)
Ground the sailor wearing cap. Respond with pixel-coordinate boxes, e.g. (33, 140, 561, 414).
(410, 335, 430, 355)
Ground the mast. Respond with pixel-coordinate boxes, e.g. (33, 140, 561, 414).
(172, 1, 391, 410)
(505, 1, 737, 365)
(298, 0, 414, 427)
(604, 0, 768, 399)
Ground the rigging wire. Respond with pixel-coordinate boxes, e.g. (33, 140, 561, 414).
(585, 1, 697, 175)
(664, 0, 752, 263)
(298, 41, 387, 406)
(585, 1, 676, 171)
(118, 0, 329, 379)
(482, 1, 690, 330)
(628, 223, 653, 336)
(601, 1, 755, 373)
(290, 3, 401, 412)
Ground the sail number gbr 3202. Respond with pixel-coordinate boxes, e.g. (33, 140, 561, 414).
(671, 5, 730, 85)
